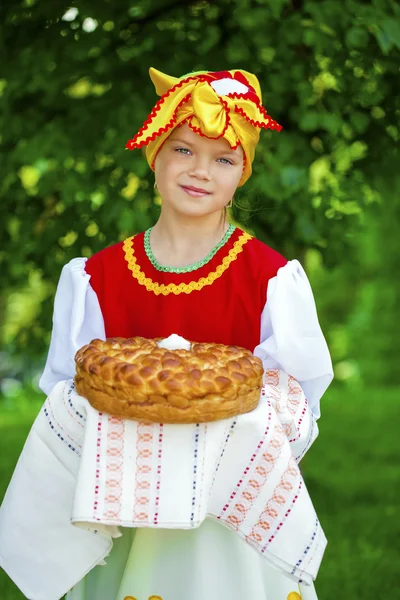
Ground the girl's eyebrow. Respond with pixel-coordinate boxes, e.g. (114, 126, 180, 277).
(169, 138, 193, 146)
(170, 138, 239, 156)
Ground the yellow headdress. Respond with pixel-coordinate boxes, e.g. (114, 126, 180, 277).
(126, 67, 282, 187)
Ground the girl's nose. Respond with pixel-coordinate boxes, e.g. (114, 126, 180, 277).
(188, 157, 212, 180)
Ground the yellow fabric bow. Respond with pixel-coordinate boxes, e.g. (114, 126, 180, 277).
(126, 67, 282, 187)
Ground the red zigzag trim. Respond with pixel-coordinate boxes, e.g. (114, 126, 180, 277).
(126, 76, 209, 150)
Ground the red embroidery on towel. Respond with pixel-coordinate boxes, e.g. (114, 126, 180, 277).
(93, 414, 103, 519)
(249, 456, 300, 545)
(104, 416, 125, 520)
(224, 422, 286, 529)
(133, 423, 154, 522)
(154, 424, 164, 525)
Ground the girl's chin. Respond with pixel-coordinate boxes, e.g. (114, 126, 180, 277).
(164, 198, 218, 214)
(171, 207, 222, 220)
(160, 194, 227, 217)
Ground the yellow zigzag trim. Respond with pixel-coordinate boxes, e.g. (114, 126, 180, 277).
(123, 231, 252, 296)
(124, 596, 163, 600)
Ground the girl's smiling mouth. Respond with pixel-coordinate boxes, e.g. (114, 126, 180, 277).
(180, 185, 211, 197)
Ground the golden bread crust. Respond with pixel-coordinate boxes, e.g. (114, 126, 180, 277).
(74, 337, 263, 424)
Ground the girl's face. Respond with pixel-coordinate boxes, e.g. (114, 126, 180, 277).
(154, 124, 244, 218)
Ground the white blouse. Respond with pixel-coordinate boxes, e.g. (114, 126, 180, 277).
(39, 257, 333, 419)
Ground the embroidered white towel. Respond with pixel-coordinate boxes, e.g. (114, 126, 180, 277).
(0, 370, 325, 600)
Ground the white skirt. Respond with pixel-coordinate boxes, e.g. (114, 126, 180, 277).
(67, 518, 318, 600)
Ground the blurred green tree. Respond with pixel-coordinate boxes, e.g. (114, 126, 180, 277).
(0, 0, 399, 375)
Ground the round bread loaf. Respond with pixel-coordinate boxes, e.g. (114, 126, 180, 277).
(74, 337, 263, 424)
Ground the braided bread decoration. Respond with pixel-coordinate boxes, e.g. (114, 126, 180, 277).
(74, 337, 263, 424)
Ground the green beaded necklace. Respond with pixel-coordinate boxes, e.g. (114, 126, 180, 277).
(144, 223, 236, 273)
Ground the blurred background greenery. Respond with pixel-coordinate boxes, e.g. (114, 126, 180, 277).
(0, 0, 399, 598)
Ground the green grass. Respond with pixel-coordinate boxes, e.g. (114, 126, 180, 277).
(0, 395, 44, 600)
(0, 385, 399, 599)
(303, 386, 399, 598)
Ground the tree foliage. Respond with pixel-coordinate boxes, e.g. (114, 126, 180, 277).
(1, 0, 399, 366)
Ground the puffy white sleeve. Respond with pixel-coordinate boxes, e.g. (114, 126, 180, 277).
(39, 258, 106, 396)
(253, 259, 334, 420)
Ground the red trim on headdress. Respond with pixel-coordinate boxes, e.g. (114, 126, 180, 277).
(149, 118, 191, 170)
(126, 75, 209, 150)
(227, 92, 282, 129)
(242, 153, 247, 176)
(207, 70, 257, 96)
(235, 105, 282, 131)
(208, 70, 232, 80)
(127, 69, 282, 173)
(230, 140, 242, 150)
(187, 97, 231, 141)
(225, 90, 260, 104)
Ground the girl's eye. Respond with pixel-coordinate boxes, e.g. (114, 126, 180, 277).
(175, 147, 191, 155)
(174, 148, 233, 165)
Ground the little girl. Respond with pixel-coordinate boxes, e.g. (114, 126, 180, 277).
(3, 68, 334, 600)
